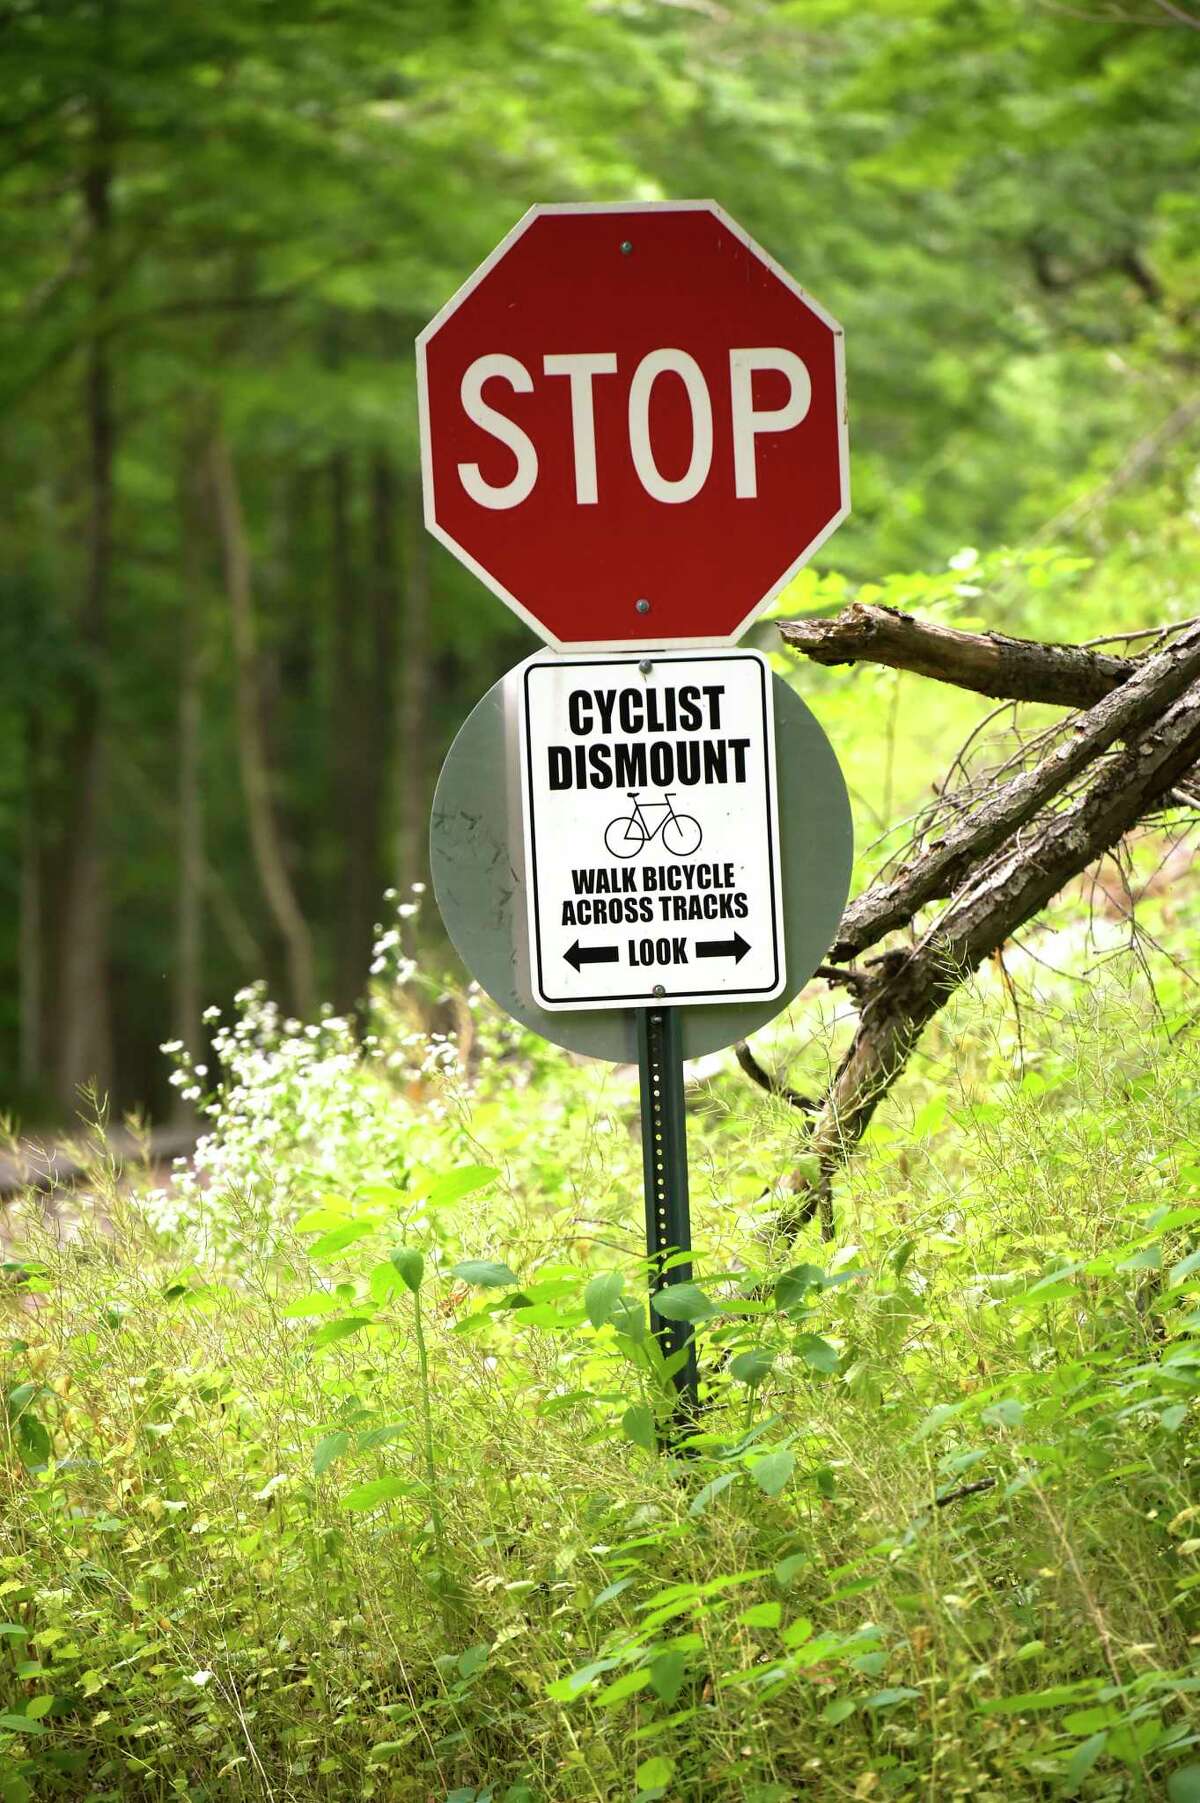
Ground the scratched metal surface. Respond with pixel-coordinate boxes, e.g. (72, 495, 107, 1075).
(430, 656, 853, 1063)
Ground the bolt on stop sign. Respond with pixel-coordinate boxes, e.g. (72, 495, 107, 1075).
(416, 201, 848, 650)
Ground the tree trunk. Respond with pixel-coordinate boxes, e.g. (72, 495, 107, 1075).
(56, 48, 115, 1110)
(174, 447, 206, 1086)
(368, 446, 397, 902)
(207, 424, 316, 1018)
(19, 708, 43, 1098)
(395, 472, 430, 893)
(330, 449, 378, 1015)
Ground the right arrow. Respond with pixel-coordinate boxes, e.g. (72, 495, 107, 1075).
(696, 933, 751, 964)
(564, 940, 620, 972)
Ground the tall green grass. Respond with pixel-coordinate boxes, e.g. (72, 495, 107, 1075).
(3, 974, 1200, 1801)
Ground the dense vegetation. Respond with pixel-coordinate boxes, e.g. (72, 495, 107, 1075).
(6, 955, 1200, 1799)
(1, 0, 1198, 1115)
(4, 1, 1200, 1798)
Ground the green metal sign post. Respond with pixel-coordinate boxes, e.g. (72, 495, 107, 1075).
(429, 661, 854, 1455)
(637, 1006, 700, 1441)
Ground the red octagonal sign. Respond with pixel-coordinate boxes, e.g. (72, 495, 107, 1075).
(416, 201, 848, 650)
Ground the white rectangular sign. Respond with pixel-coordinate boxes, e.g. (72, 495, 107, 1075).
(519, 649, 786, 1010)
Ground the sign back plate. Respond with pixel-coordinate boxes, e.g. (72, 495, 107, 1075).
(430, 655, 852, 1063)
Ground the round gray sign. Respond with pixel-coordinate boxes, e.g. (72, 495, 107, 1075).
(430, 657, 852, 1062)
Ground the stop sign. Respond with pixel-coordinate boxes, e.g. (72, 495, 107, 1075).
(416, 201, 848, 650)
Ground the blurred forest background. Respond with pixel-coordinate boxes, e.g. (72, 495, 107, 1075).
(1, 0, 1198, 1125)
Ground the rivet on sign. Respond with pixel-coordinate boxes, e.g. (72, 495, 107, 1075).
(620, 240, 633, 255)
(653, 985, 666, 997)
(635, 598, 651, 614)
(639, 659, 653, 675)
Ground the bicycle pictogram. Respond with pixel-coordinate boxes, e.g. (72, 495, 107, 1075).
(603, 793, 703, 860)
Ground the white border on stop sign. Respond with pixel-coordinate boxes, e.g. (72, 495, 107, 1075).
(414, 198, 850, 653)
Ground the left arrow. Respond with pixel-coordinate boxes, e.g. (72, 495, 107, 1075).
(564, 941, 620, 972)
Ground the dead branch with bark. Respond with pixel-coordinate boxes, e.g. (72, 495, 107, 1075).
(756, 603, 1200, 1239)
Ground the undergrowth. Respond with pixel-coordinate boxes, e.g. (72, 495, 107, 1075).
(4, 962, 1200, 1801)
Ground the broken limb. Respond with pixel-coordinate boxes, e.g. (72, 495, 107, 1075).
(826, 620, 1200, 962)
(779, 674, 1200, 1238)
(779, 603, 1134, 707)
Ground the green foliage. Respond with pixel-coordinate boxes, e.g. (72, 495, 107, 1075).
(1, 0, 1197, 1111)
(3, 970, 1200, 1794)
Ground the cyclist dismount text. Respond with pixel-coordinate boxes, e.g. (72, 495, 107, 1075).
(547, 680, 750, 791)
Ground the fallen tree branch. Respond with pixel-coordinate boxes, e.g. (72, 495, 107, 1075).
(826, 621, 1200, 962)
(779, 604, 1134, 707)
(783, 671, 1200, 1237)
(734, 1041, 817, 1112)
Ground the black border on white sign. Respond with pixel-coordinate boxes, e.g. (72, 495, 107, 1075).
(522, 652, 784, 1008)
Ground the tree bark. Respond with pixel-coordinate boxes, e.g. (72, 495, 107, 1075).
(19, 708, 43, 1098)
(827, 620, 1200, 962)
(780, 603, 1135, 707)
(56, 41, 115, 1109)
(174, 446, 206, 1085)
(395, 471, 430, 893)
(368, 446, 397, 879)
(784, 667, 1200, 1236)
(330, 449, 379, 1015)
(208, 424, 316, 1018)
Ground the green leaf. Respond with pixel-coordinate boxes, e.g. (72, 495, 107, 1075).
(309, 1315, 374, 1348)
(295, 1204, 351, 1233)
(609, 1296, 647, 1341)
(729, 1347, 776, 1386)
(738, 1601, 781, 1628)
(636, 1756, 675, 1790)
(690, 1471, 739, 1516)
(774, 1553, 808, 1587)
(390, 1248, 424, 1293)
(652, 1283, 716, 1323)
(1172, 1248, 1200, 1287)
(979, 1682, 1100, 1715)
(591, 1577, 637, 1609)
(312, 1431, 349, 1476)
(1065, 1732, 1107, 1789)
(545, 1656, 622, 1702)
(14, 1413, 50, 1465)
(750, 1450, 794, 1496)
(457, 1643, 489, 1680)
(621, 1404, 655, 1451)
(282, 1291, 340, 1318)
(585, 1270, 625, 1329)
(822, 1697, 857, 1725)
(369, 1260, 402, 1304)
(308, 1221, 376, 1261)
(775, 1265, 823, 1311)
(451, 1259, 518, 1288)
(863, 1687, 919, 1710)
(648, 1647, 688, 1704)
(1168, 1767, 1200, 1803)
(0, 1714, 47, 1736)
(795, 1334, 838, 1374)
(1108, 1716, 1161, 1766)
(981, 1398, 1025, 1428)
(341, 1476, 409, 1511)
(423, 1165, 498, 1209)
(596, 1666, 650, 1707)
(22, 1697, 52, 1721)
